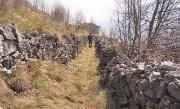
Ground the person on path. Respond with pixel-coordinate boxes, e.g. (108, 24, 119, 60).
(88, 33, 93, 48)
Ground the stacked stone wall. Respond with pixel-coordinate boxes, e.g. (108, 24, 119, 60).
(0, 23, 87, 77)
(95, 37, 180, 109)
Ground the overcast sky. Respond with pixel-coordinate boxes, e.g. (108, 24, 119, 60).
(45, 0, 115, 30)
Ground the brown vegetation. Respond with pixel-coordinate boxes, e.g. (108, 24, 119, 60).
(6, 70, 32, 93)
(0, 79, 14, 98)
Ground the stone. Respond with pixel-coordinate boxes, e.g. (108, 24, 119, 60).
(169, 66, 178, 71)
(146, 106, 154, 109)
(145, 65, 153, 72)
(118, 93, 128, 105)
(2, 40, 17, 56)
(114, 83, 132, 97)
(164, 72, 176, 84)
(127, 60, 134, 67)
(174, 79, 180, 88)
(0, 64, 2, 69)
(140, 74, 146, 79)
(176, 66, 180, 74)
(146, 98, 159, 109)
(0, 68, 12, 77)
(159, 96, 174, 109)
(152, 71, 161, 77)
(137, 62, 145, 71)
(129, 97, 138, 109)
(160, 61, 173, 69)
(9, 23, 23, 42)
(138, 79, 149, 92)
(12, 51, 21, 58)
(120, 64, 126, 68)
(151, 78, 163, 93)
(2, 56, 12, 69)
(144, 89, 155, 99)
(167, 82, 180, 102)
(156, 84, 168, 99)
(135, 92, 147, 105)
(3, 25, 16, 40)
(0, 35, 3, 53)
(108, 73, 114, 81)
(0, 26, 4, 34)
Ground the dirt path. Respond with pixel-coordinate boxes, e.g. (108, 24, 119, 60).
(61, 45, 110, 109)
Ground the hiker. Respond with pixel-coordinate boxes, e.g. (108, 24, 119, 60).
(88, 32, 93, 48)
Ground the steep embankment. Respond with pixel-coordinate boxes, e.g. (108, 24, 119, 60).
(0, 45, 116, 109)
(0, 4, 87, 39)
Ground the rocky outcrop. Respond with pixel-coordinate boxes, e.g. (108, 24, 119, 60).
(0, 23, 86, 78)
(95, 37, 180, 109)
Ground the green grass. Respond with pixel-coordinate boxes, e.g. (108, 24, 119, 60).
(33, 78, 46, 92)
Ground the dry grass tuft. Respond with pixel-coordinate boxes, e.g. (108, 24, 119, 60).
(6, 70, 32, 93)
(0, 79, 14, 97)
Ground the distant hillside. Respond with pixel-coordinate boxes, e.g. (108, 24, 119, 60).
(0, 3, 88, 39)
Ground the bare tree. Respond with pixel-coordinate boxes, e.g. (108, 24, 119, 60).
(65, 8, 71, 25)
(51, 3, 66, 22)
(39, 0, 45, 12)
(13, 0, 23, 7)
(74, 10, 86, 25)
(33, 0, 39, 10)
(111, 0, 180, 61)
(146, 0, 179, 51)
(74, 10, 86, 31)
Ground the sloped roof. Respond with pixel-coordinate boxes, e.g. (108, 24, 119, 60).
(78, 23, 100, 28)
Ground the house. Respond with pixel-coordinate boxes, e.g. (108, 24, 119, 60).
(77, 23, 100, 34)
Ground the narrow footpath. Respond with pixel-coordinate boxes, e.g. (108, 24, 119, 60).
(60, 45, 114, 109)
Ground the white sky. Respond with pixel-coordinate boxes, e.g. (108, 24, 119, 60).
(45, 0, 114, 29)
(61, 0, 114, 21)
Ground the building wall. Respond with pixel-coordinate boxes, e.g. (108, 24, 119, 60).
(79, 23, 100, 34)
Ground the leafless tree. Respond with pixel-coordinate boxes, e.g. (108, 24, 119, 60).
(74, 10, 86, 31)
(74, 10, 86, 25)
(39, 0, 45, 12)
(13, 0, 23, 7)
(111, 0, 180, 61)
(65, 8, 71, 25)
(33, 0, 38, 10)
(51, 3, 66, 22)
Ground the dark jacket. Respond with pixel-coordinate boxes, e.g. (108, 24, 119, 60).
(88, 35, 93, 41)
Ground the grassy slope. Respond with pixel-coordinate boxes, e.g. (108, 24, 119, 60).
(0, 45, 116, 109)
(0, 3, 88, 39)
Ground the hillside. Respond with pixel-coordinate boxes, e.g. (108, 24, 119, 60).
(0, 3, 87, 39)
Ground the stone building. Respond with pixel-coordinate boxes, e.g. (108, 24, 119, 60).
(77, 23, 100, 34)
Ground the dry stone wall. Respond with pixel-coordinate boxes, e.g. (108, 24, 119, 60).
(95, 37, 180, 109)
(0, 23, 87, 78)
